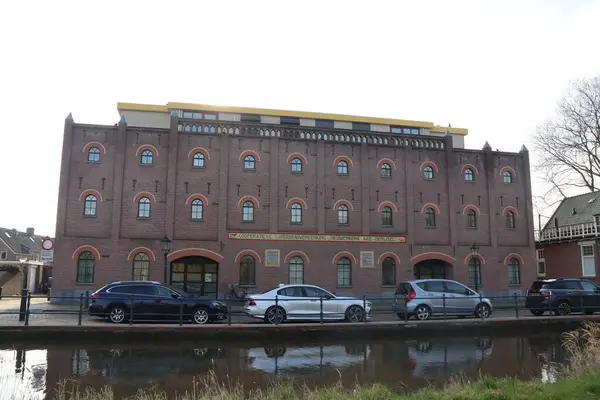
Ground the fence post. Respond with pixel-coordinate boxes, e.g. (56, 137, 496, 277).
(320, 296, 323, 324)
(443, 294, 446, 320)
(78, 293, 84, 326)
(363, 296, 367, 323)
(129, 295, 134, 325)
(275, 295, 279, 325)
(227, 300, 232, 326)
(479, 292, 484, 320)
(403, 294, 408, 322)
(179, 297, 184, 327)
(24, 293, 31, 326)
(514, 293, 519, 319)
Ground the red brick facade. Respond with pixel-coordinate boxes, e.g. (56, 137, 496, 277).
(52, 113, 537, 302)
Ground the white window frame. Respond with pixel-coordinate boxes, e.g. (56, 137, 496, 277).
(579, 241, 596, 277)
(536, 249, 546, 277)
(0, 251, 6, 260)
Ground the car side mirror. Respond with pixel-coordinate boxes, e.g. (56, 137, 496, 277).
(465, 289, 473, 296)
(171, 294, 179, 299)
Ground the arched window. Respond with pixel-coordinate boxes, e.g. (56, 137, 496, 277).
(338, 204, 349, 225)
(138, 197, 151, 218)
(467, 210, 477, 228)
(423, 166, 434, 180)
(132, 253, 150, 281)
(242, 201, 254, 222)
(291, 158, 303, 173)
(184, 125, 191, 132)
(464, 168, 474, 182)
(382, 206, 393, 226)
(380, 163, 391, 178)
(425, 208, 436, 227)
(290, 203, 302, 224)
(503, 171, 513, 184)
(76, 251, 95, 284)
(239, 255, 256, 286)
(288, 256, 304, 284)
(337, 257, 352, 287)
(193, 152, 205, 168)
(191, 199, 203, 220)
(87, 147, 100, 162)
(508, 258, 521, 285)
(244, 155, 255, 170)
(468, 258, 482, 288)
(337, 160, 348, 175)
(506, 211, 516, 229)
(84, 195, 97, 217)
(382, 257, 396, 286)
(141, 150, 153, 165)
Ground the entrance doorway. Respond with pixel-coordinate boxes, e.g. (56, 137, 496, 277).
(414, 259, 453, 280)
(170, 256, 218, 298)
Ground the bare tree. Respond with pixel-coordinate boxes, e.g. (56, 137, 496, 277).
(533, 76, 600, 207)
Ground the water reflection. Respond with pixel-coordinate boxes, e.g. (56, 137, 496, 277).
(0, 333, 572, 399)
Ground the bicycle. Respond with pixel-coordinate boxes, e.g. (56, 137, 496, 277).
(227, 284, 248, 300)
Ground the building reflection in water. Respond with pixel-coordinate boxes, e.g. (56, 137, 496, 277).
(0, 348, 47, 400)
(1, 333, 571, 398)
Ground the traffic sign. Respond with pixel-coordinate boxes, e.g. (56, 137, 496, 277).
(41, 238, 54, 251)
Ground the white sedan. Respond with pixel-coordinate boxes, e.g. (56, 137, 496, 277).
(244, 284, 372, 324)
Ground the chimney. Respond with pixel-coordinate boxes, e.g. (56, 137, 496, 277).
(26, 227, 34, 236)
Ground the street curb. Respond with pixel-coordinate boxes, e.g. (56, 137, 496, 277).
(1, 315, 598, 345)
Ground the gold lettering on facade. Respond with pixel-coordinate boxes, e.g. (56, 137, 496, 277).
(228, 232, 406, 243)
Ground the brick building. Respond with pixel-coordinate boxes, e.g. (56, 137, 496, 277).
(52, 102, 536, 303)
(536, 191, 600, 284)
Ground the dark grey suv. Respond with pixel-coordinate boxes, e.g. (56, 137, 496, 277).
(525, 278, 600, 316)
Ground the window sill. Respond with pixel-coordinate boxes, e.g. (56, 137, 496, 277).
(508, 283, 522, 287)
(336, 286, 352, 289)
(87, 161, 101, 164)
(382, 285, 397, 288)
(338, 223, 349, 227)
(381, 176, 392, 179)
(76, 283, 94, 286)
(506, 227, 516, 231)
(337, 174, 349, 177)
(242, 221, 255, 224)
(137, 217, 151, 220)
(83, 215, 97, 218)
(425, 226, 437, 229)
(467, 227, 478, 230)
(243, 168, 256, 172)
(239, 285, 256, 288)
(139, 164, 154, 167)
(382, 224, 393, 228)
(291, 171, 304, 175)
(424, 178, 435, 181)
(190, 218, 204, 222)
(290, 222, 303, 225)
(464, 180, 475, 183)
(192, 166, 205, 169)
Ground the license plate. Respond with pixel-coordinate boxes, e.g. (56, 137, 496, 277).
(396, 297, 404, 302)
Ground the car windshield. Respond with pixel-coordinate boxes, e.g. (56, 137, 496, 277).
(166, 285, 188, 297)
(395, 282, 413, 295)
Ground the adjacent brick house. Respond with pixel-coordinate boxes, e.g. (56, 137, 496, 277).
(0, 227, 52, 296)
(536, 191, 600, 284)
(51, 102, 536, 303)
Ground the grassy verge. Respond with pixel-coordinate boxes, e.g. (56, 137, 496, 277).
(51, 321, 600, 400)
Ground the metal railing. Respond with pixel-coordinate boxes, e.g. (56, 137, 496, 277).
(0, 291, 598, 327)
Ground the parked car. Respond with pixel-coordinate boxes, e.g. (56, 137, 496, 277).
(89, 280, 228, 324)
(392, 279, 493, 320)
(525, 277, 600, 316)
(244, 284, 372, 324)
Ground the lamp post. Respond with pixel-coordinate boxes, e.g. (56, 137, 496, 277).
(18, 257, 28, 322)
(470, 242, 480, 293)
(160, 235, 172, 284)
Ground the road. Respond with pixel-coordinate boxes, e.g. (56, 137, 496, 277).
(0, 297, 560, 326)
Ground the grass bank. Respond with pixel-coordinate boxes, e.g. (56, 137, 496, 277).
(51, 321, 600, 400)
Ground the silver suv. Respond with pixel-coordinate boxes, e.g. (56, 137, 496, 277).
(392, 279, 493, 320)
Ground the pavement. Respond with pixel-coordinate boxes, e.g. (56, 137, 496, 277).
(0, 296, 567, 327)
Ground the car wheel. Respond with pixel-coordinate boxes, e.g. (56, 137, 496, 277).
(554, 301, 571, 316)
(414, 305, 431, 321)
(265, 306, 286, 324)
(108, 306, 127, 324)
(476, 303, 491, 319)
(345, 305, 365, 322)
(192, 308, 210, 324)
(530, 310, 544, 316)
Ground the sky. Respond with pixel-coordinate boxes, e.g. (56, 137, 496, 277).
(1, 0, 600, 237)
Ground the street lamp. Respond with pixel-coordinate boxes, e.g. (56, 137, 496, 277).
(470, 242, 480, 293)
(160, 235, 172, 284)
(18, 257, 28, 322)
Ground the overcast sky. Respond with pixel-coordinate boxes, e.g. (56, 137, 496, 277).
(1, 0, 600, 237)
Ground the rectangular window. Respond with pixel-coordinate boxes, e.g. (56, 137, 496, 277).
(391, 126, 420, 135)
(581, 244, 596, 277)
(0, 251, 6, 260)
(536, 248, 546, 276)
(280, 116, 300, 125)
(337, 266, 351, 287)
(240, 113, 261, 122)
(315, 119, 334, 129)
(204, 113, 217, 120)
(536, 249, 545, 259)
(183, 111, 194, 119)
(352, 122, 370, 131)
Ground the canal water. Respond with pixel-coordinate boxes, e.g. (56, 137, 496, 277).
(1, 333, 567, 400)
